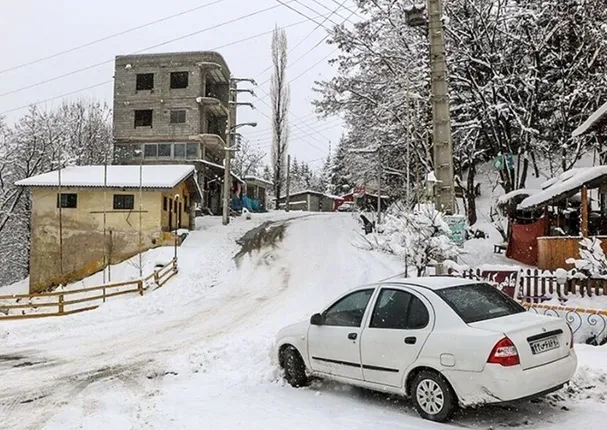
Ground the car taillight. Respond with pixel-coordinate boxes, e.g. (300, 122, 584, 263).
(568, 324, 574, 349)
(488, 337, 520, 366)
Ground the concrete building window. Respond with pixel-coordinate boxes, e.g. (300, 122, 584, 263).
(136, 73, 154, 91)
(158, 143, 172, 158)
(186, 143, 199, 159)
(170, 71, 189, 89)
(134, 110, 153, 128)
(113, 194, 134, 210)
(174, 143, 186, 158)
(144, 144, 157, 158)
(170, 110, 186, 124)
(57, 193, 77, 209)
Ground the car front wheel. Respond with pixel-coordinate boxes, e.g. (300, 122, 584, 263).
(282, 346, 308, 388)
(412, 370, 457, 422)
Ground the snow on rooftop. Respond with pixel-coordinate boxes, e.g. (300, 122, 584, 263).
(497, 188, 541, 205)
(573, 101, 607, 137)
(519, 166, 607, 209)
(243, 176, 273, 186)
(15, 165, 195, 189)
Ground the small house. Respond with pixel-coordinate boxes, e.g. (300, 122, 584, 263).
(233, 176, 272, 212)
(16, 165, 201, 293)
(341, 191, 391, 212)
(276, 190, 343, 212)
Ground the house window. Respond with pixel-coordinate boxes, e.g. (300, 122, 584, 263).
(113, 194, 134, 210)
(57, 193, 77, 209)
(163, 196, 168, 211)
(170, 110, 186, 124)
(186, 143, 199, 159)
(174, 143, 186, 158)
(136, 73, 154, 91)
(158, 143, 172, 158)
(170, 71, 189, 89)
(144, 144, 157, 158)
(183, 196, 188, 212)
(134, 110, 153, 128)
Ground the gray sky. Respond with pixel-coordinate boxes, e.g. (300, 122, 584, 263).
(0, 0, 350, 167)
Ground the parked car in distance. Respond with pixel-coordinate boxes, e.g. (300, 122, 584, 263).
(275, 277, 577, 422)
(337, 201, 355, 212)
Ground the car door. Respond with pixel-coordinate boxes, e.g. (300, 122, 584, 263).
(307, 288, 376, 381)
(360, 287, 434, 387)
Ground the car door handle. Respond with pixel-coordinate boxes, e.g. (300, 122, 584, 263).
(404, 336, 417, 345)
(348, 332, 358, 340)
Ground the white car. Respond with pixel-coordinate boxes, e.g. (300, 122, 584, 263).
(275, 277, 577, 422)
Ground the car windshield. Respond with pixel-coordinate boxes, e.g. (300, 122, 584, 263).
(435, 283, 526, 324)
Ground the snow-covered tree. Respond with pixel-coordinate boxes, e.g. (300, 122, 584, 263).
(371, 204, 460, 276)
(0, 100, 112, 286)
(233, 138, 265, 178)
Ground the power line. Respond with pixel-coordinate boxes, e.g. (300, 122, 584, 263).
(0, 1, 298, 99)
(0, 0, 227, 75)
(0, 14, 317, 116)
(248, 116, 343, 141)
(252, 0, 349, 79)
(249, 121, 344, 150)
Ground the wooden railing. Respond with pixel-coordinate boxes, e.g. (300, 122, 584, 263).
(0, 258, 178, 321)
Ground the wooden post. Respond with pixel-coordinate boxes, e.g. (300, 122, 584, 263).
(58, 294, 64, 314)
(581, 186, 589, 237)
(153, 270, 159, 285)
(138, 280, 144, 296)
(103, 287, 106, 303)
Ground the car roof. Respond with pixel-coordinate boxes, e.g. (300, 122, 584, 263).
(381, 276, 483, 291)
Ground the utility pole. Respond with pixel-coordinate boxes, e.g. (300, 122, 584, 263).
(285, 154, 291, 212)
(222, 79, 236, 226)
(222, 77, 257, 226)
(428, 0, 454, 214)
(376, 146, 382, 228)
(406, 1, 455, 214)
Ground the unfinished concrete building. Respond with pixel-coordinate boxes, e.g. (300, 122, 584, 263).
(112, 51, 239, 215)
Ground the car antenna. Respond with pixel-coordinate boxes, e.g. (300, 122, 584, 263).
(377, 271, 409, 283)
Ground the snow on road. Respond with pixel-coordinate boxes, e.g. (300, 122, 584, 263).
(1, 212, 607, 430)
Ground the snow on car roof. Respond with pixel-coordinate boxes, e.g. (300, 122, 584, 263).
(386, 276, 483, 290)
(15, 165, 195, 189)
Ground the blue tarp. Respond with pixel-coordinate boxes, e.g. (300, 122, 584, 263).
(231, 196, 264, 212)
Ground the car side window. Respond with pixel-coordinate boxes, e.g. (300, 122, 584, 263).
(370, 289, 429, 330)
(323, 289, 374, 327)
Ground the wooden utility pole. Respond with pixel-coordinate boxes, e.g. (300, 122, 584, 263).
(428, 0, 455, 214)
(285, 154, 291, 212)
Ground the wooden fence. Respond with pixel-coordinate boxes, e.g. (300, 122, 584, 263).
(0, 258, 178, 321)
(453, 268, 607, 302)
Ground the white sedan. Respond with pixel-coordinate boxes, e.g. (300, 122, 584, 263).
(275, 277, 577, 422)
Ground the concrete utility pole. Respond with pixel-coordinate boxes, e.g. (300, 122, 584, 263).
(376, 146, 382, 227)
(222, 78, 257, 226)
(285, 154, 291, 212)
(428, 0, 455, 214)
(406, 1, 455, 214)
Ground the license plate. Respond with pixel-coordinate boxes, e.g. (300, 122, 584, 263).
(530, 336, 559, 355)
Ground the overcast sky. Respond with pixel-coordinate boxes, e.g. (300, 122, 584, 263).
(0, 0, 353, 167)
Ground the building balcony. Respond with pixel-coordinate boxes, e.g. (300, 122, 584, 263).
(196, 96, 229, 117)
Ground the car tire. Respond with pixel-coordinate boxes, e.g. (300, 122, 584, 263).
(411, 370, 457, 422)
(282, 346, 308, 388)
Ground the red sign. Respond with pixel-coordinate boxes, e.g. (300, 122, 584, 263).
(353, 185, 366, 197)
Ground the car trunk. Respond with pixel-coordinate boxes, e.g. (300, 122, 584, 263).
(469, 312, 571, 370)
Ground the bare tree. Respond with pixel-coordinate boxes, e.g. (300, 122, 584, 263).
(233, 138, 265, 178)
(270, 25, 290, 209)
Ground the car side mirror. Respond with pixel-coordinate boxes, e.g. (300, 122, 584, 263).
(310, 313, 323, 326)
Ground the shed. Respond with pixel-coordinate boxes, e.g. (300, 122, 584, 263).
(276, 190, 343, 212)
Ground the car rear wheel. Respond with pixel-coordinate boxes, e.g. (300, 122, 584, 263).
(282, 346, 308, 388)
(412, 370, 457, 422)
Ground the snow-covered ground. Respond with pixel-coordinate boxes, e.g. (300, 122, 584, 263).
(1, 212, 607, 429)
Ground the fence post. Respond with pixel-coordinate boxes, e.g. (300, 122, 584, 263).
(103, 286, 106, 303)
(58, 294, 64, 314)
(173, 258, 178, 273)
(138, 280, 144, 296)
(153, 270, 159, 285)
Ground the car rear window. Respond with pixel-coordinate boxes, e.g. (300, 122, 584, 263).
(435, 283, 526, 324)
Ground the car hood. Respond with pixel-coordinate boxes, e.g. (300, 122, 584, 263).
(276, 321, 309, 341)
